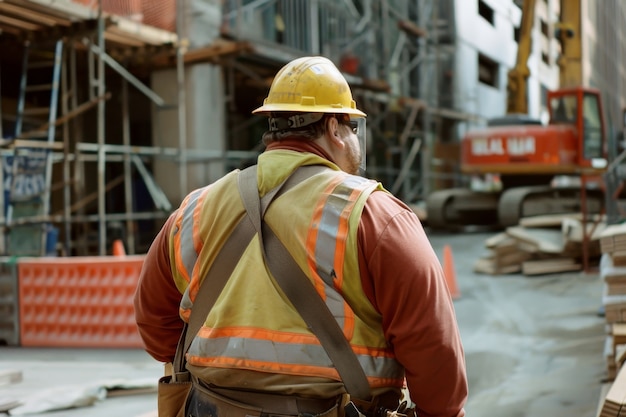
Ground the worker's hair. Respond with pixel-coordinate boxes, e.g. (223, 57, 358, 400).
(261, 113, 333, 145)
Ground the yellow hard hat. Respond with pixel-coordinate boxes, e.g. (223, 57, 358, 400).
(252, 56, 366, 118)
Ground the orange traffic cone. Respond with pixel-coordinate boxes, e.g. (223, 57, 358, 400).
(112, 239, 126, 257)
(442, 244, 460, 299)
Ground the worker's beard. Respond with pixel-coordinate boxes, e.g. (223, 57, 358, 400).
(345, 140, 362, 175)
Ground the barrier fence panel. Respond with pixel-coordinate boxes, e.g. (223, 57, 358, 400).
(18, 255, 146, 348)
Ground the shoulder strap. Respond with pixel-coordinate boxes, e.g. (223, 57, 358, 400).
(238, 166, 372, 401)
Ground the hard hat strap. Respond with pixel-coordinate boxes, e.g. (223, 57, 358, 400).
(268, 113, 324, 131)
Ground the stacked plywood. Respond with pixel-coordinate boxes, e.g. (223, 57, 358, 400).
(598, 361, 626, 416)
(599, 224, 626, 383)
(474, 213, 606, 276)
(601, 254, 626, 324)
(601, 224, 626, 262)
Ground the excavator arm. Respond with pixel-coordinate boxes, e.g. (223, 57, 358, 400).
(506, 0, 536, 115)
(555, 0, 582, 88)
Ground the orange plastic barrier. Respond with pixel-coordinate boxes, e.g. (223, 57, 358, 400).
(442, 244, 461, 300)
(18, 255, 146, 348)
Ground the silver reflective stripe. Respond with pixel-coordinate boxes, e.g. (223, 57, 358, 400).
(313, 175, 374, 326)
(190, 336, 403, 379)
(180, 286, 193, 311)
(177, 187, 206, 282)
(314, 176, 371, 287)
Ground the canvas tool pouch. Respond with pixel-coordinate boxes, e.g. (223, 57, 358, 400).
(158, 374, 192, 417)
(186, 382, 342, 417)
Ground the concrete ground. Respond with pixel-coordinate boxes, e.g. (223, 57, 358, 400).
(432, 230, 607, 417)
(0, 230, 608, 417)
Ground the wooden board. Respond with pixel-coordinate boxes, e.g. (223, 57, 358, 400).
(506, 226, 565, 254)
(473, 257, 521, 275)
(521, 258, 581, 276)
(561, 218, 607, 243)
(599, 362, 626, 416)
(597, 382, 613, 417)
(519, 213, 580, 228)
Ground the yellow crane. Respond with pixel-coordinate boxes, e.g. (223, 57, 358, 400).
(506, 0, 536, 115)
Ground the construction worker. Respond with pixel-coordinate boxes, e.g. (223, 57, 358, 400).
(134, 56, 467, 417)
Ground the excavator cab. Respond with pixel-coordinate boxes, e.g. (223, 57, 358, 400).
(548, 87, 607, 169)
(426, 86, 608, 229)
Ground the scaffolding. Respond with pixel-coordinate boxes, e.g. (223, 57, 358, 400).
(218, 0, 467, 199)
(0, 0, 468, 257)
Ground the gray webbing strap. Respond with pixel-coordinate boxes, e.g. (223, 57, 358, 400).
(238, 166, 372, 401)
(173, 211, 255, 378)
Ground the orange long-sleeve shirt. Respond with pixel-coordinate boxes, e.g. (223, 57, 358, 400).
(134, 141, 467, 417)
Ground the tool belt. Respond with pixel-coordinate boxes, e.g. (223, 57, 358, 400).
(186, 380, 342, 417)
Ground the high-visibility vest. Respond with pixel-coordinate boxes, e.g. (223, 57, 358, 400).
(169, 150, 405, 389)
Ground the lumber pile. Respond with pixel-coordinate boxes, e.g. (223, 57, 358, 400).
(598, 363, 626, 417)
(583, 223, 626, 416)
(474, 213, 606, 276)
(599, 224, 626, 382)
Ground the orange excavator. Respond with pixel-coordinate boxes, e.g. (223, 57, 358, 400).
(426, 0, 608, 229)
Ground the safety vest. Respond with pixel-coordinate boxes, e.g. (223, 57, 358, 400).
(169, 150, 405, 390)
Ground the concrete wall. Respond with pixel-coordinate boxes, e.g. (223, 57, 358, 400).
(532, 0, 560, 123)
(454, 0, 559, 135)
(582, 0, 626, 148)
(151, 0, 226, 206)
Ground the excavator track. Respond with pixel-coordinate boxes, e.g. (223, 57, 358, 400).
(497, 185, 605, 227)
(426, 185, 605, 229)
(426, 188, 500, 229)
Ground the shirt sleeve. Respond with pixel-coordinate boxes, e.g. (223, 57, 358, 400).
(134, 212, 184, 363)
(358, 192, 468, 417)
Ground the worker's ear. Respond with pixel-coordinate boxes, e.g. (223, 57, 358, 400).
(325, 116, 346, 149)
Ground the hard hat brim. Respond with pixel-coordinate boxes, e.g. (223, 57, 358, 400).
(252, 104, 366, 118)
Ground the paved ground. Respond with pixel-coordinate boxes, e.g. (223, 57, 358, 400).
(430, 230, 607, 417)
(0, 230, 608, 417)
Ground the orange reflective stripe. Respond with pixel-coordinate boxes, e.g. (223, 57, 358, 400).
(198, 326, 321, 345)
(306, 177, 344, 296)
(367, 376, 404, 388)
(180, 307, 191, 322)
(192, 187, 211, 253)
(333, 186, 365, 289)
(172, 187, 207, 285)
(351, 344, 396, 357)
(188, 187, 211, 303)
(306, 175, 373, 337)
(188, 355, 341, 381)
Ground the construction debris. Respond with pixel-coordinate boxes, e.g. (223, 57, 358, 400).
(0, 369, 22, 386)
(473, 213, 606, 276)
(595, 222, 626, 415)
(598, 363, 626, 417)
(1, 376, 157, 415)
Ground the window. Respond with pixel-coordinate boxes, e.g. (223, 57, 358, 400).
(550, 95, 577, 124)
(479, 0, 494, 25)
(582, 93, 604, 159)
(478, 54, 499, 87)
(513, 2, 521, 41)
(540, 84, 548, 108)
(540, 19, 551, 64)
(540, 19, 549, 37)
